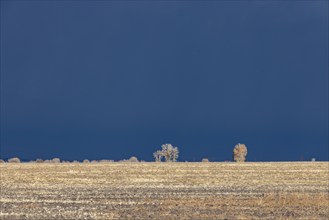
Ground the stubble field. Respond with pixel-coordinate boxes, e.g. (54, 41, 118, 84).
(0, 162, 328, 219)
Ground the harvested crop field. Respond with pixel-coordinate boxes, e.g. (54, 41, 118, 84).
(0, 162, 328, 219)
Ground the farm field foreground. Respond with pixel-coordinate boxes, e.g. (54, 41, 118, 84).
(0, 162, 328, 219)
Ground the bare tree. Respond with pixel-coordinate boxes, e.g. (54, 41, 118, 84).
(160, 144, 179, 162)
(233, 143, 248, 162)
(153, 150, 163, 162)
(161, 144, 172, 162)
(171, 147, 179, 162)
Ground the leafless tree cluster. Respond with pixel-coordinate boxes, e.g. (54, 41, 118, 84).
(153, 144, 179, 162)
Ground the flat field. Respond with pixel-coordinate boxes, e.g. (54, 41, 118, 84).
(0, 162, 328, 219)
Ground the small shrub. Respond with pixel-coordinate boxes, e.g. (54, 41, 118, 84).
(91, 160, 98, 163)
(83, 159, 90, 163)
(8, 157, 21, 163)
(51, 158, 61, 163)
(99, 160, 113, 163)
(201, 158, 209, 162)
(128, 156, 139, 162)
(36, 159, 44, 163)
(233, 143, 248, 162)
(0, 159, 5, 163)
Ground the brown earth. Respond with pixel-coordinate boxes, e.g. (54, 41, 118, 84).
(0, 162, 328, 219)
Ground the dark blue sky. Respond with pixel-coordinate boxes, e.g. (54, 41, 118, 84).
(1, 1, 328, 161)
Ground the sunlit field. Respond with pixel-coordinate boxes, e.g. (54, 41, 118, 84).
(0, 162, 328, 219)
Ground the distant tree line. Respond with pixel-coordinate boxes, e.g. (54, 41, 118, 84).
(0, 156, 140, 164)
(0, 143, 248, 163)
(0, 143, 316, 164)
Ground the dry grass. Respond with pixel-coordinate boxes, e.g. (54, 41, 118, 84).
(0, 162, 328, 219)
